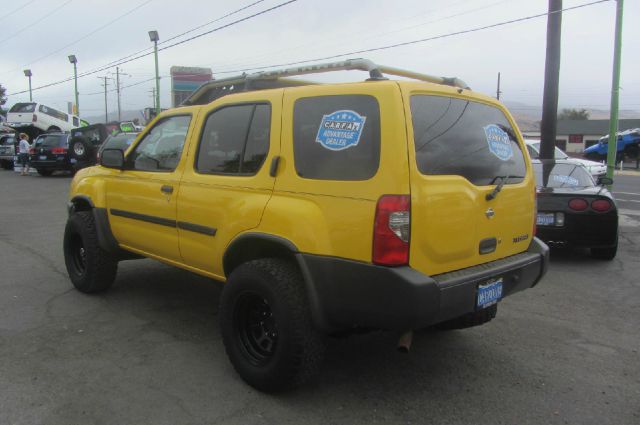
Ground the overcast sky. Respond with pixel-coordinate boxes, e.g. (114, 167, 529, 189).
(1, 0, 638, 122)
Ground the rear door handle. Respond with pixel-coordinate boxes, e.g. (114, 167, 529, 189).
(161, 185, 174, 194)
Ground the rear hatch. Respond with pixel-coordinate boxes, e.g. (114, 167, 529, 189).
(7, 102, 36, 124)
(404, 89, 534, 276)
(32, 134, 69, 163)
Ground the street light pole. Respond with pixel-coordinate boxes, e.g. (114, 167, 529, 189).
(606, 0, 625, 179)
(23, 69, 32, 102)
(148, 30, 160, 115)
(68, 55, 79, 116)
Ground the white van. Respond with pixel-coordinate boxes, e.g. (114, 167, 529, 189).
(6, 102, 85, 135)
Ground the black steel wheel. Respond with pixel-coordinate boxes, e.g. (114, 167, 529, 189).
(235, 292, 278, 366)
(220, 259, 325, 392)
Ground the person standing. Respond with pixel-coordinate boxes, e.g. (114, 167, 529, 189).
(18, 133, 31, 176)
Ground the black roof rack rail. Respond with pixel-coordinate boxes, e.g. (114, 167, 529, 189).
(182, 58, 470, 106)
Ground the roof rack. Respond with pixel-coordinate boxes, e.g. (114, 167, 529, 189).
(182, 58, 470, 106)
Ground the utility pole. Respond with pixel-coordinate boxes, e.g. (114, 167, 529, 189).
(539, 0, 563, 160)
(606, 0, 624, 179)
(496, 72, 502, 100)
(116, 67, 121, 122)
(98, 76, 114, 124)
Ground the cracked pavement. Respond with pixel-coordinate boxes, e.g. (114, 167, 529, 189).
(0, 170, 639, 425)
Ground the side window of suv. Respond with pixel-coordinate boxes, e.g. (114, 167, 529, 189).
(196, 103, 271, 175)
(128, 115, 191, 172)
(293, 95, 381, 180)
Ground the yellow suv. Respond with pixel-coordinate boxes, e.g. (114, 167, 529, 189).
(64, 59, 548, 392)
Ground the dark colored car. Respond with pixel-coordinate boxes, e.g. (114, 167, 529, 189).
(533, 159, 618, 259)
(0, 133, 17, 169)
(29, 133, 72, 176)
(69, 123, 139, 171)
(96, 132, 139, 162)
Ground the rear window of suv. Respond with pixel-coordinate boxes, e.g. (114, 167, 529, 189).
(34, 134, 68, 148)
(9, 103, 36, 113)
(411, 95, 526, 186)
(293, 95, 380, 180)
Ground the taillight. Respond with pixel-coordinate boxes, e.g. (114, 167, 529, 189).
(51, 147, 67, 154)
(32, 114, 37, 122)
(372, 195, 410, 266)
(568, 198, 588, 211)
(591, 199, 612, 212)
(29, 148, 36, 154)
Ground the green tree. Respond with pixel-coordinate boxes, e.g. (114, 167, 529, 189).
(0, 84, 6, 117)
(558, 108, 590, 120)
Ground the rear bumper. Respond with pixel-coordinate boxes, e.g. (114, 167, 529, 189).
(299, 238, 549, 332)
(536, 213, 618, 248)
(29, 159, 72, 170)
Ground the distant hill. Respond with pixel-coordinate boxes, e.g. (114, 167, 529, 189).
(81, 109, 148, 125)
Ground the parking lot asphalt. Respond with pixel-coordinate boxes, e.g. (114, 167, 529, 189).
(1, 169, 639, 425)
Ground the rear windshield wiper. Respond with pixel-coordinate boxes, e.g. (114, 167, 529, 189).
(486, 175, 524, 201)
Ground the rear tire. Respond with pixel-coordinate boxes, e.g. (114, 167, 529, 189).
(1, 160, 13, 170)
(434, 304, 498, 330)
(37, 169, 53, 176)
(63, 211, 118, 293)
(219, 259, 326, 392)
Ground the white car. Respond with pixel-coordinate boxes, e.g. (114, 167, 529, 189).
(525, 139, 606, 178)
(6, 102, 82, 134)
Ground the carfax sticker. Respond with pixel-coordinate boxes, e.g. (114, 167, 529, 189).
(484, 124, 513, 161)
(316, 110, 366, 151)
(552, 174, 580, 186)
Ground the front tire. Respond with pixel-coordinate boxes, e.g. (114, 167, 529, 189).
(37, 169, 53, 176)
(219, 259, 325, 392)
(63, 211, 118, 293)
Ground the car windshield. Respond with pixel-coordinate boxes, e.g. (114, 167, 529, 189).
(102, 133, 138, 151)
(34, 134, 68, 148)
(531, 142, 568, 159)
(533, 162, 595, 188)
(9, 103, 36, 113)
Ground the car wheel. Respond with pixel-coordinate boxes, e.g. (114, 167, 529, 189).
(37, 169, 53, 176)
(591, 241, 618, 261)
(69, 136, 94, 162)
(63, 211, 118, 293)
(219, 259, 326, 392)
(434, 304, 498, 330)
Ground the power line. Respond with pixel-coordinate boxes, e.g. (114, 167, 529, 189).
(6, 0, 299, 96)
(20, 0, 154, 69)
(79, 0, 267, 81)
(211, 0, 612, 75)
(5, 0, 610, 98)
(0, 0, 37, 21)
(0, 0, 73, 47)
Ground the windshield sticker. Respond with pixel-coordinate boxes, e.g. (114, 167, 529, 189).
(552, 174, 580, 186)
(484, 124, 513, 161)
(316, 110, 366, 151)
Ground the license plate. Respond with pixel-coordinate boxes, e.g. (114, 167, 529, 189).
(536, 212, 555, 226)
(39, 155, 47, 160)
(477, 278, 503, 309)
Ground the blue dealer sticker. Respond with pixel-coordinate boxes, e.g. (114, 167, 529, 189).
(316, 110, 366, 151)
(484, 124, 513, 161)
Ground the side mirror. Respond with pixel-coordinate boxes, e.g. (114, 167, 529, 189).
(100, 148, 124, 169)
(597, 176, 613, 186)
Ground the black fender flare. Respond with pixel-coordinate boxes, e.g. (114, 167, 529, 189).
(223, 233, 331, 331)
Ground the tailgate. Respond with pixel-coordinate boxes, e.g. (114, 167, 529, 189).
(405, 92, 535, 276)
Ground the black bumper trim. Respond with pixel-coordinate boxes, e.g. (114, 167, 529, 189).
(299, 238, 549, 332)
